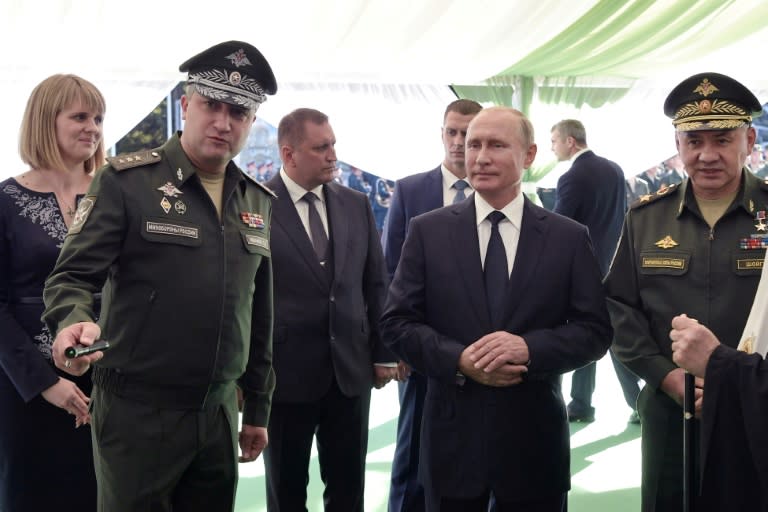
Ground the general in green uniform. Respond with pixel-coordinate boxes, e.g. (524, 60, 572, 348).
(42, 41, 278, 512)
(605, 72, 768, 512)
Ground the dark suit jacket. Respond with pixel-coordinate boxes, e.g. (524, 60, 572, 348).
(382, 166, 443, 280)
(554, 150, 626, 275)
(380, 197, 611, 500)
(266, 175, 390, 403)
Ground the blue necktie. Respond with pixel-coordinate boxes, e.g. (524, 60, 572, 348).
(484, 211, 508, 328)
(303, 192, 329, 263)
(453, 180, 469, 204)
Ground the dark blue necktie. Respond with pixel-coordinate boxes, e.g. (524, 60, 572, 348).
(452, 180, 469, 204)
(484, 211, 508, 328)
(303, 192, 329, 263)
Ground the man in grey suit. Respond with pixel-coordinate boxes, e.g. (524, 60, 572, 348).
(263, 108, 397, 511)
(383, 98, 482, 512)
(382, 107, 611, 511)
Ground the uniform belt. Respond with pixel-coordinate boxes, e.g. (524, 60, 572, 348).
(92, 366, 233, 410)
(11, 293, 102, 305)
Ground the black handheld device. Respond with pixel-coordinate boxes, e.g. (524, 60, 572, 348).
(64, 340, 111, 358)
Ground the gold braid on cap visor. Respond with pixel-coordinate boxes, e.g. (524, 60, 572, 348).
(673, 99, 751, 131)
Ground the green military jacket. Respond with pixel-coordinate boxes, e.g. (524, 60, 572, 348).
(43, 133, 275, 426)
(606, 170, 768, 389)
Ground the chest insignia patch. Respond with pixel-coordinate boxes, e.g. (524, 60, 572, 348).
(160, 197, 171, 214)
(739, 234, 768, 249)
(157, 182, 183, 198)
(241, 212, 265, 229)
(654, 235, 679, 249)
(177, 168, 184, 181)
(175, 200, 187, 215)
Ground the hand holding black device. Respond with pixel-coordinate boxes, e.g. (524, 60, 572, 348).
(65, 340, 111, 358)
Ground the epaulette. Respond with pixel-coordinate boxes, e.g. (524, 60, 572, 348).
(241, 171, 277, 198)
(630, 183, 679, 209)
(107, 150, 162, 171)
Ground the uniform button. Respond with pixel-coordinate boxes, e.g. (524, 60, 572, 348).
(330, 335, 336, 341)
(329, 295, 335, 302)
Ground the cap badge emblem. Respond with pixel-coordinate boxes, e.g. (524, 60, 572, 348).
(229, 71, 242, 86)
(693, 78, 719, 98)
(226, 49, 252, 68)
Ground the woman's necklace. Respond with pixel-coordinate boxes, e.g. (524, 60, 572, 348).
(61, 198, 77, 217)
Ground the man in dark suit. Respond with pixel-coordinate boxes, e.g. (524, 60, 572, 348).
(263, 108, 397, 511)
(382, 98, 482, 512)
(550, 119, 641, 424)
(381, 107, 612, 511)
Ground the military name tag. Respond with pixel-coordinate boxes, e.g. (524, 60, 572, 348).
(245, 233, 269, 250)
(642, 257, 686, 269)
(145, 221, 199, 239)
(736, 258, 764, 270)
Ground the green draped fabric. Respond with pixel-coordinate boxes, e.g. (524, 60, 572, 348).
(451, 0, 768, 184)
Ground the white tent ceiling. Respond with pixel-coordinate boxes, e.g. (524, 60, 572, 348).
(2, 0, 768, 180)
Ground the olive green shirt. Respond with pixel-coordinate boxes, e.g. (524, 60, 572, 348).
(605, 170, 768, 389)
(43, 133, 275, 426)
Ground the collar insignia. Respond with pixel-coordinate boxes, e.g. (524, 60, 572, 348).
(655, 235, 679, 249)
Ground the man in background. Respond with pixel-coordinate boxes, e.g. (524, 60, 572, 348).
(264, 108, 397, 511)
(550, 119, 640, 423)
(382, 98, 482, 512)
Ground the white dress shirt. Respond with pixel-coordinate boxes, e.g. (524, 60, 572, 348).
(280, 168, 328, 238)
(474, 193, 524, 277)
(441, 164, 473, 206)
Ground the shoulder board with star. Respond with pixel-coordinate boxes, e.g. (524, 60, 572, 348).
(107, 150, 162, 171)
(241, 171, 277, 198)
(630, 183, 679, 210)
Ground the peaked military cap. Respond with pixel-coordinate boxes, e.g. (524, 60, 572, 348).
(664, 72, 762, 132)
(179, 41, 277, 111)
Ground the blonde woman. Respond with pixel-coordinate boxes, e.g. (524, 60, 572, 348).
(0, 74, 105, 511)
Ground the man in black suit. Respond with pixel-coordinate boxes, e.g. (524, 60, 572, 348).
(382, 98, 482, 512)
(550, 119, 641, 423)
(381, 107, 611, 511)
(264, 108, 397, 511)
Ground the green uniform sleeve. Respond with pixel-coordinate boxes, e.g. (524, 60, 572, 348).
(43, 169, 126, 336)
(605, 212, 676, 389)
